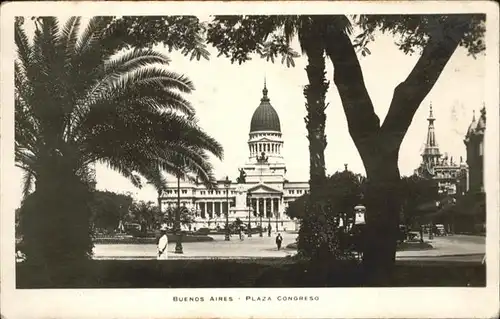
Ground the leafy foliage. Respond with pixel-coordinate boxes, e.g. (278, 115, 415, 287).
(354, 15, 485, 56)
(296, 170, 365, 260)
(287, 171, 364, 221)
(88, 191, 133, 231)
(164, 206, 197, 228)
(285, 193, 309, 220)
(400, 175, 440, 227)
(127, 200, 163, 231)
(109, 16, 210, 61)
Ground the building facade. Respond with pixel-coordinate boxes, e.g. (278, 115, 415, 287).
(159, 82, 309, 231)
(464, 106, 486, 194)
(415, 105, 469, 196)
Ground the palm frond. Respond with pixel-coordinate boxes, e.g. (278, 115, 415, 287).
(75, 16, 114, 55)
(21, 169, 35, 200)
(14, 18, 33, 74)
(59, 17, 81, 67)
(144, 165, 169, 194)
(103, 48, 172, 75)
(111, 67, 195, 93)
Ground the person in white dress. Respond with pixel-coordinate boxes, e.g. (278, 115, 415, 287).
(157, 225, 169, 260)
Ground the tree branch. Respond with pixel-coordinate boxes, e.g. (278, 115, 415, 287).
(381, 15, 472, 138)
(323, 22, 381, 145)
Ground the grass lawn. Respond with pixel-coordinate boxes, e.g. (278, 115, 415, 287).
(17, 257, 485, 288)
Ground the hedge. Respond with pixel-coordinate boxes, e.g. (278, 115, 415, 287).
(93, 234, 213, 245)
(17, 258, 485, 288)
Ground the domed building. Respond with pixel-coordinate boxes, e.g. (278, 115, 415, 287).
(159, 81, 309, 232)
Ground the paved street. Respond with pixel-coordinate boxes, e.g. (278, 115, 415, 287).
(93, 232, 486, 261)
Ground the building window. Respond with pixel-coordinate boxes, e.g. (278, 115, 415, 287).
(209, 191, 213, 195)
(216, 191, 221, 195)
(166, 190, 172, 194)
(181, 190, 187, 194)
(174, 190, 178, 194)
(289, 190, 295, 194)
(200, 191, 206, 195)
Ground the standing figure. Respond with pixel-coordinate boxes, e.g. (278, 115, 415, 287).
(268, 225, 272, 237)
(157, 225, 169, 260)
(275, 233, 283, 250)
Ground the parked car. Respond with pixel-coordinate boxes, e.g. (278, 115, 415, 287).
(195, 227, 210, 236)
(435, 224, 446, 236)
(397, 225, 409, 242)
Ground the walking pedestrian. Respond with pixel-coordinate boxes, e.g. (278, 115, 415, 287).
(157, 225, 169, 260)
(275, 233, 283, 250)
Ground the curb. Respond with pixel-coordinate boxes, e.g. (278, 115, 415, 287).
(93, 253, 483, 261)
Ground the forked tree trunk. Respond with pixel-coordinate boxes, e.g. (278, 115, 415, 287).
(357, 136, 402, 283)
(322, 15, 469, 283)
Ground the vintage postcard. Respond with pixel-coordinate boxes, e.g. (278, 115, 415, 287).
(1, 1, 499, 318)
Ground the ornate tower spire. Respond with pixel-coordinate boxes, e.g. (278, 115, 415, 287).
(421, 103, 441, 166)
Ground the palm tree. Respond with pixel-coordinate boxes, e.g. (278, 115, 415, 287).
(14, 17, 223, 269)
(264, 16, 352, 257)
(142, 145, 220, 254)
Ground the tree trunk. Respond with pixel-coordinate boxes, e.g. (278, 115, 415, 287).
(21, 155, 93, 284)
(359, 138, 402, 284)
(175, 175, 183, 253)
(303, 41, 329, 198)
(297, 18, 332, 260)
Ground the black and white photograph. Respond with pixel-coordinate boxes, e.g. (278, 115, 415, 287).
(1, 1, 499, 318)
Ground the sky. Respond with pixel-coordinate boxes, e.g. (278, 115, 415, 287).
(13, 17, 486, 207)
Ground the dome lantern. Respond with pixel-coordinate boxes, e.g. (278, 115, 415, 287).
(249, 80, 281, 133)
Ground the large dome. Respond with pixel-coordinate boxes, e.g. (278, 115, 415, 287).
(250, 84, 281, 132)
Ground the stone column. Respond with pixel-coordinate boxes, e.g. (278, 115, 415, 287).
(264, 198, 268, 218)
(277, 198, 283, 219)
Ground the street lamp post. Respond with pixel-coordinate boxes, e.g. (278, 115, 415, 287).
(430, 200, 439, 240)
(247, 208, 252, 237)
(275, 211, 279, 233)
(224, 176, 231, 241)
(175, 176, 183, 254)
(268, 213, 271, 237)
(259, 211, 263, 237)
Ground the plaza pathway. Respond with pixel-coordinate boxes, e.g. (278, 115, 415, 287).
(93, 233, 486, 261)
(93, 232, 297, 259)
